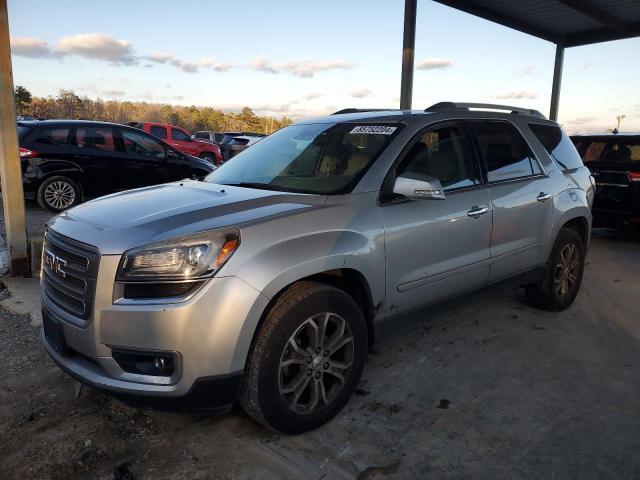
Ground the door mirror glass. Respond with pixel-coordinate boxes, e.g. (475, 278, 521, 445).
(393, 173, 445, 200)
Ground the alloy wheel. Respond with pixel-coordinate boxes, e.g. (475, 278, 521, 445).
(44, 181, 76, 210)
(278, 312, 354, 415)
(554, 242, 581, 298)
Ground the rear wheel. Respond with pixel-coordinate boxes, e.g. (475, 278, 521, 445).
(240, 281, 367, 434)
(37, 176, 81, 212)
(525, 228, 585, 311)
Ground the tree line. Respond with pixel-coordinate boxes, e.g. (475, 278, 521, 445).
(14, 86, 293, 135)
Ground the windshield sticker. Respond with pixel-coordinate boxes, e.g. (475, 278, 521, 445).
(349, 126, 397, 135)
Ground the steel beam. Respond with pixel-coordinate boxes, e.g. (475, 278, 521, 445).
(549, 43, 565, 122)
(400, 0, 417, 110)
(0, 0, 29, 276)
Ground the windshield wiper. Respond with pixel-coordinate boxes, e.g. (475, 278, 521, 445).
(222, 182, 296, 193)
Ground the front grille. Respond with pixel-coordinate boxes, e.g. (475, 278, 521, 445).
(42, 229, 99, 320)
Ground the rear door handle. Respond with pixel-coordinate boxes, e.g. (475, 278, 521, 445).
(537, 192, 551, 202)
(467, 206, 489, 218)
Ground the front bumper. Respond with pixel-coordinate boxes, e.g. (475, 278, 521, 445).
(41, 254, 270, 411)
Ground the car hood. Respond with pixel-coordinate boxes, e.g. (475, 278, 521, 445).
(48, 180, 327, 254)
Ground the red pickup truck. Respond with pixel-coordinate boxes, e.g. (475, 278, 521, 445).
(127, 122, 222, 165)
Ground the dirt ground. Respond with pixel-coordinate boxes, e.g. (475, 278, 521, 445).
(1, 228, 639, 480)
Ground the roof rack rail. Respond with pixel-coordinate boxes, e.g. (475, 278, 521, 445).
(332, 108, 398, 115)
(425, 102, 546, 119)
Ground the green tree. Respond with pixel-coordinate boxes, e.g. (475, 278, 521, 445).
(14, 85, 32, 115)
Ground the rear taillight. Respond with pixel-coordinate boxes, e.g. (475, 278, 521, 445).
(19, 147, 38, 159)
(629, 171, 640, 183)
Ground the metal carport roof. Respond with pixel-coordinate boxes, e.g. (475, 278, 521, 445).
(433, 0, 640, 47)
(399, 0, 640, 119)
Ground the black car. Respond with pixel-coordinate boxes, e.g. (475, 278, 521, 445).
(18, 120, 214, 212)
(571, 132, 640, 228)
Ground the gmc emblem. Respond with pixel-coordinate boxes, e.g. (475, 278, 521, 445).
(44, 250, 67, 278)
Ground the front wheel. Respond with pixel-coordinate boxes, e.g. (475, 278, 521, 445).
(240, 281, 367, 434)
(37, 176, 81, 212)
(525, 228, 586, 311)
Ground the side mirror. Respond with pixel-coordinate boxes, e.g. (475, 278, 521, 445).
(167, 148, 178, 158)
(393, 173, 445, 200)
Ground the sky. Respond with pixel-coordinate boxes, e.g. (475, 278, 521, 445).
(7, 0, 640, 133)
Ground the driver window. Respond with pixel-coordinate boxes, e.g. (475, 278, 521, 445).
(120, 129, 166, 158)
(398, 124, 479, 190)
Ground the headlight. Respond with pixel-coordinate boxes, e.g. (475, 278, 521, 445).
(116, 229, 240, 282)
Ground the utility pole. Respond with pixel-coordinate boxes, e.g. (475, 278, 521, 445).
(0, 0, 29, 276)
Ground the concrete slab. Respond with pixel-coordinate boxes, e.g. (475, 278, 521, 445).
(0, 277, 41, 326)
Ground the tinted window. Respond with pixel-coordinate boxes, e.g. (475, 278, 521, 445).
(221, 133, 242, 144)
(207, 123, 399, 194)
(72, 126, 116, 152)
(17, 124, 32, 139)
(195, 132, 208, 139)
(150, 126, 167, 139)
(31, 127, 70, 145)
(171, 128, 190, 141)
(580, 139, 640, 164)
(529, 123, 582, 171)
(121, 129, 166, 158)
(471, 121, 538, 182)
(398, 124, 479, 190)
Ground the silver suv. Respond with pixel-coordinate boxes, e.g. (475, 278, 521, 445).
(41, 103, 594, 434)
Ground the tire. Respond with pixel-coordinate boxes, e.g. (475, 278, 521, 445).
(36, 176, 81, 212)
(240, 281, 368, 434)
(525, 228, 586, 311)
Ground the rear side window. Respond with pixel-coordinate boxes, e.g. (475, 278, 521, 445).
(470, 121, 539, 182)
(150, 125, 167, 139)
(72, 126, 116, 152)
(195, 132, 207, 139)
(31, 127, 70, 145)
(171, 128, 190, 141)
(579, 139, 640, 163)
(529, 124, 583, 171)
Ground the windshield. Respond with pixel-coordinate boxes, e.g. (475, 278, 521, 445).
(206, 123, 399, 194)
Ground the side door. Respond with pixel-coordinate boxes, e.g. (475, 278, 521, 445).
(170, 127, 199, 156)
(114, 127, 185, 188)
(68, 125, 124, 197)
(382, 121, 492, 315)
(469, 120, 554, 282)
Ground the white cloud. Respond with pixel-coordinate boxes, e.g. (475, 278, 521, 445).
(351, 88, 372, 98)
(249, 56, 354, 77)
(147, 51, 234, 73)
(10, 36, 58, 58)
(56, 33, 137, 65)
(492, 90, 538, 100)
(102, 89, 126, 97)
(416, 58, 453, 70)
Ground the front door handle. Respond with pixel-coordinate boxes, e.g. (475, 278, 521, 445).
(537, 192, 551, 202)
(467, 206, 489, 218)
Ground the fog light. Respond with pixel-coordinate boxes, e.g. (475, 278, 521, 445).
(112, 349, 175, 377)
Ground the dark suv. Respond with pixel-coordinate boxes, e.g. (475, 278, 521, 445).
(571, 132, 640, 228)
(18, 120, 214, 212)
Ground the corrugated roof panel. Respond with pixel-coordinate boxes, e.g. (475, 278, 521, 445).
(433, 0, 640, 46)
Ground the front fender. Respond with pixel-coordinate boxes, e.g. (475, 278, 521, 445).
(234, 229, 385, 312)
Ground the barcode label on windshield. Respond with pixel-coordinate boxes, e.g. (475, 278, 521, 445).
(349, 126, 397, 135)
